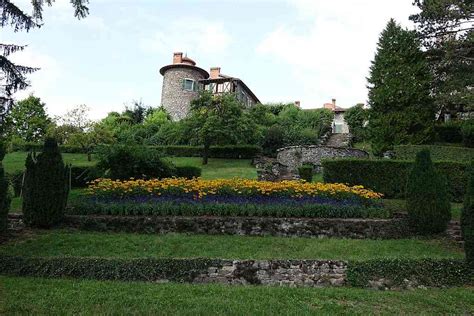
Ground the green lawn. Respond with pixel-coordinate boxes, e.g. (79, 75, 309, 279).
(3, 152, 95, 173)
(9, 188, 85, 214)
(1, 276, 473, 315)
(0, 230, 462, 260)
(168, 157, 256, 179)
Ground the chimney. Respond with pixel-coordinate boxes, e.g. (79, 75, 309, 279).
(294, 101, 301, 108)
(210, 67, 221, 79)
(173, 52, 183, 64)
(332, 98, 336, 107)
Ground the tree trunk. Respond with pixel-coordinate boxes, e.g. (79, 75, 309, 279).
(87, 151, 92, 162)
(202, 142, 210, 165)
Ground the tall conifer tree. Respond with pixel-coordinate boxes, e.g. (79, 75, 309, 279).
(368, 19, 435, 156)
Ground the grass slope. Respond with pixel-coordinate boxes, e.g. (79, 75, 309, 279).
(0, 230, 462, 260)
(1, 277, 473, 315)
(3, 152, 95, 173)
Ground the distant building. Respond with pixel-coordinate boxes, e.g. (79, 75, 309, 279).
(323, 99, 349, 134)
(159, 52, 260, 121)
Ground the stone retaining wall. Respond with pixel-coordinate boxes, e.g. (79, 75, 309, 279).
(195, 259, 346, 287)
(62, 215, 413, 239)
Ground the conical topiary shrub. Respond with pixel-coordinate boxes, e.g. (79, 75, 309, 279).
(0, 141, 10, 234)
(461, 161, 474, 267)
(23, 138, 69, 228)
(406, 149, 451, 234)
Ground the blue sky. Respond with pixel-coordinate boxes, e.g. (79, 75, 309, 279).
(2, 0, 417, 119)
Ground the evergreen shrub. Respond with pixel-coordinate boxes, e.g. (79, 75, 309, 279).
(322, 159, 469, 202)
(461, 161, 474, 267)
(298, 164, 313, 182)
(435, 121, 463, 143)
(22, 138, 69, 228)
(406, 150, 451, 234)
(0, 148, 11, 234)
(96, 144, 176, 180)
(461, 120, 474, 148)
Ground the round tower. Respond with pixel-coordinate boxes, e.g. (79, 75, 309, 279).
(159, 52, 209, 121)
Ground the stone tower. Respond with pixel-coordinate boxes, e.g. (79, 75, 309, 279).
(159, 52, 209, 121)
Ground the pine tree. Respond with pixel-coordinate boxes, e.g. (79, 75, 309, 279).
(461, 161, 474, 267)
(406, 150, 451, 234)
(0, 1, 89, 128)
(22, 137, 69, 228)
(368, 19, 436, 156)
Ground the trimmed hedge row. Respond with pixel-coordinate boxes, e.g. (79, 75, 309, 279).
(69, 200, 389, 219)
(0, 256, 218, 283)
(9, 143, 262, 159)
(394, 145, 474, 162)
(347, 258, 473, 288)
(322, 159, 469, 202)
(1, 256, 471, 288)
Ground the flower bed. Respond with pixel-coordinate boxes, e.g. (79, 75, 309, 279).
(70, 178, 387, 218)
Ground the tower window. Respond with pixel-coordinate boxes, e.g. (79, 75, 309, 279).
(183, 78, 195, 91)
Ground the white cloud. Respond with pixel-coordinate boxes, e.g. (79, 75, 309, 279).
(140, 18, 232, 55)
(257, 0, 418, 108)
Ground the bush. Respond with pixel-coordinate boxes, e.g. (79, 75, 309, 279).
(347, 258, 472, 288)
(435, 121, 463, 143)
(406, 150, 451, 234)
(262, 126, 285, 157)
(0, 163, 11, 234)
(175, 166, 202, 179)
(22, 138, 69, 228)
(298, 164, 313, 182)
(461, 120, 474, 148)
(322, 159, 469, 202)
(150, 145, 261, 159)
(96, 144, 176, 180)
(461, 161, 474, 267)
(0, 256, 218, 283)
(394, 145, 474, 163)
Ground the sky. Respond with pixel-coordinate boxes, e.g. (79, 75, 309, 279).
(2, 0, 418, 120)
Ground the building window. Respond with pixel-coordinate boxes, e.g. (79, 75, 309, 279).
(183, 78, 195, 91)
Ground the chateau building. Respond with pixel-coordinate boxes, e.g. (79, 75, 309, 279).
(159, 52, 260, 121)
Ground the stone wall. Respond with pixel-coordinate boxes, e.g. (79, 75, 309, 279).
(276, 145, 369, 173)
(195, 259, 346, 287)
(161, 67, 206, 120)
(62, 215, 413, 239)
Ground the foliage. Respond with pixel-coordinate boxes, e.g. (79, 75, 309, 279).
(461, 161, 474, 267)
(461, 120, 474, 148)
(0, 0, 89, 127)
(394, 144, 474, 162)
(175, 166, 202, 179)
(406, 150, 451, 234)
(435, 121, 463, 143)
(6, 170, 23, 196)
(68, 123, 115, 161)
(262, 125, 285, 156)
(55, 104, 92, 132)
(322, 159, 469, 202)
(71, 198, 387, 219)
(298, 164, 313, 183)
(347, 258, 472, 288)
(410, 0, 474, 117)
(344, 104, 368, 142)
(0, 160, 11, 234)
(367, 19, 435, 156)
(0, 256, 218, 283)
(5, 95, 51, 142)
(95, 144, 176, 180)
(22, 138, 69, 228)
(186, 92, 261, 164)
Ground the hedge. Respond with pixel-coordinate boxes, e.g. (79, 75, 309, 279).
(9, 143, 262, 159)
(435, 122, 463, 143)
(394, 145, 474, 163)
(69, 199, 389, 219)
(322, 159, 469, 202)
(347, 258, 473, 288)
(0, 256, 218, 283)
(175, 166, 202, 179)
